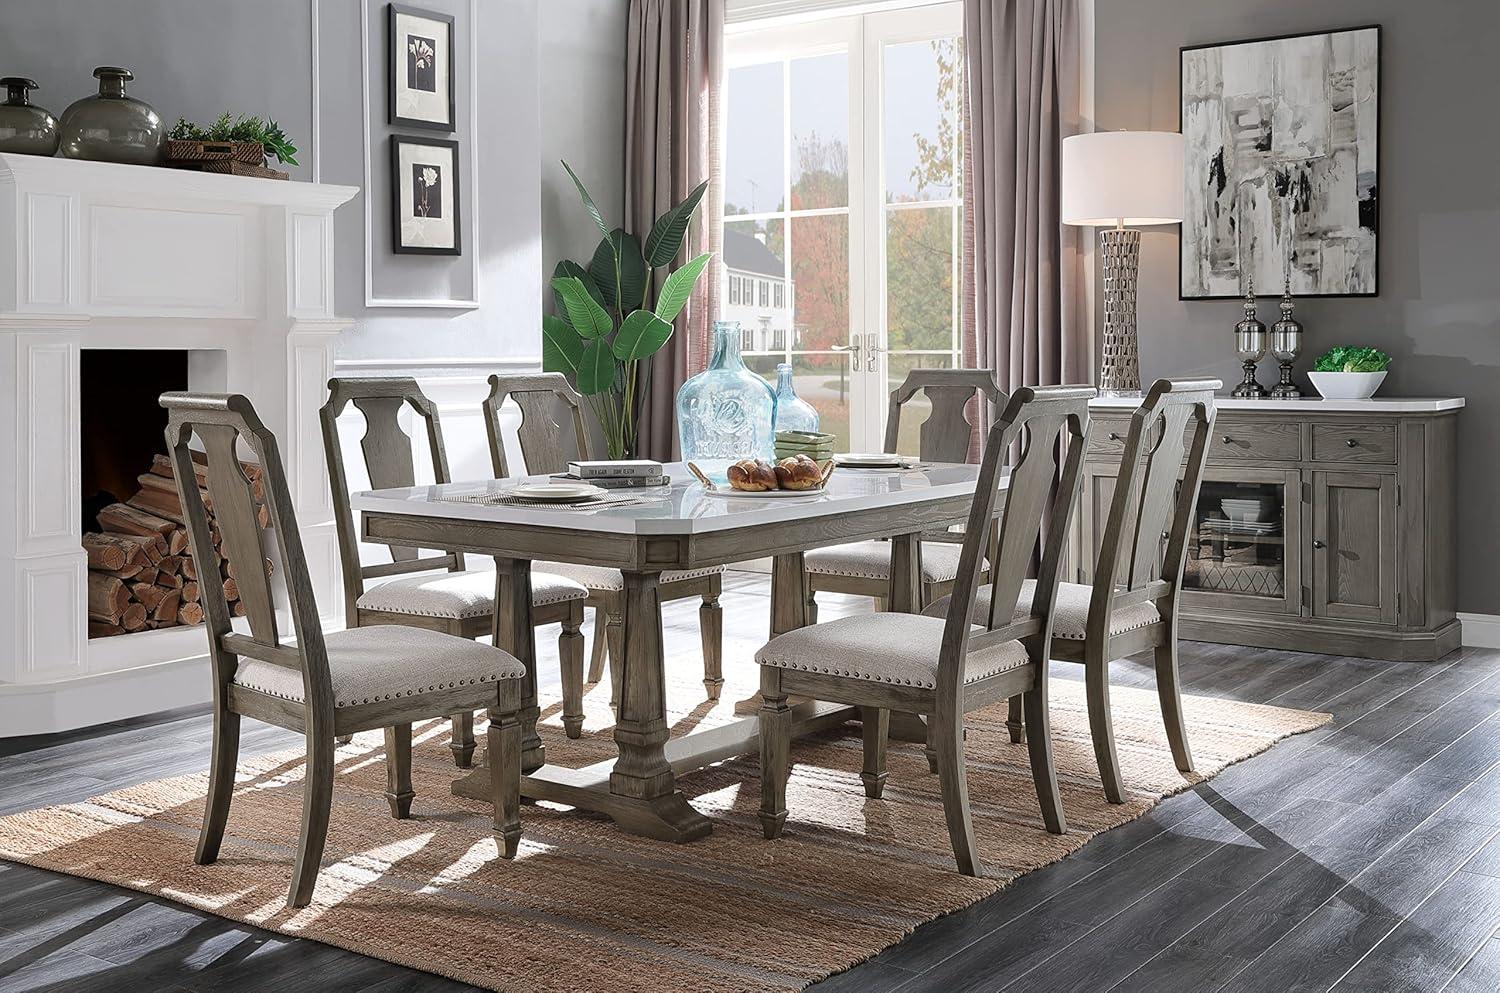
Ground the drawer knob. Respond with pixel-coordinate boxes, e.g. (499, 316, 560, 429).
(1108, 432, 1121, 441)
(1346, 438, 1359, 448)
(1221, 435, 1233, 444)
(1312, 539, 1326, 549)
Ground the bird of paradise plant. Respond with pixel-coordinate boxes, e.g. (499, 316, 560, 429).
(542, 161, 711, 459)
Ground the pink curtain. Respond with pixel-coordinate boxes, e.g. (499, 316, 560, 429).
(961, 0, 1089, 445)
(625, 0, 725, 461)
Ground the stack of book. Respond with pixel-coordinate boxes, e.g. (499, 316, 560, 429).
(553, 459, 668, 489)
(774, 430, 835, 463)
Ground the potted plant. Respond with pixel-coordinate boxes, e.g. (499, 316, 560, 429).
(1307, 346, 1392, 400)
(165, 113, 299, 179)
(541, 161, 711, 458)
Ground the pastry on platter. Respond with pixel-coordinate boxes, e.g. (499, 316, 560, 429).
(727, 458, 778, 491)
(773, 453, 822, 490)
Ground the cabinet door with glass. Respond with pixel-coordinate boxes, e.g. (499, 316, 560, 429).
(1179, 466, 1304, 617)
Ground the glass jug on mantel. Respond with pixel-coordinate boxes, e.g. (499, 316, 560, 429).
(771, 362, 819, 434)
(676, 320, 777, 470)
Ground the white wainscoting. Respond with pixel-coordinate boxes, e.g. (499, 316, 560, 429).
(1459, 613, 1500, 650)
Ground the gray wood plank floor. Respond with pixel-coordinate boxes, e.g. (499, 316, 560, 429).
(0, 572, 1496, 993)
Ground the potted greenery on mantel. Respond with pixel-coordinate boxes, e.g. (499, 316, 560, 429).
(542, 161, 710, 459)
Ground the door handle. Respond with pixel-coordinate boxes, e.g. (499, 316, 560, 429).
(864, 332, 883, 372)
(831, 339, 861, 370)
(1312, 539, 1326, 549)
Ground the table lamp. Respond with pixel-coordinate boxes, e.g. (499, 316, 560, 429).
(1061, 130, 1185, 397)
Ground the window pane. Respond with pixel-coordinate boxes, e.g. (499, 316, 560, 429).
(725, 218, 788, 354)
(790, 213, 849, 353)
(885, 205, 954, 352)
(787, 353, 853, 452)
(726, 62, 785, 214)
(790, 53, 849, 209)
(883, 38, 962, 203)
(886, 352, 956, 457)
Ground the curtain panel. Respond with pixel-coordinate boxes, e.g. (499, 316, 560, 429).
(625, 0, 726, 461)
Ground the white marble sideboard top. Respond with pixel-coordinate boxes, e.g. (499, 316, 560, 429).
(1089, 396, 1465, 413)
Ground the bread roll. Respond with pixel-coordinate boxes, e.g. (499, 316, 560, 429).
(727, 458, 778, 491)
(774, 454, 823, 490)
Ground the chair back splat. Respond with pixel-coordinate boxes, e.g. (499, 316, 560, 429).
(483, 373, 592, 478)
(885, 368, 1005, 463)
(1091, 378, 1219, 634)
(160, 392, 335, 725)
(320, 378, 461, 620)
(937, 385, 1094, 702)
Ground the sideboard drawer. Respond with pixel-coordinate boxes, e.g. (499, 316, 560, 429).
(1311, 423, 1397, 463)
(1087, 417, 1132, 456)
(1209, 419, 1301, 463)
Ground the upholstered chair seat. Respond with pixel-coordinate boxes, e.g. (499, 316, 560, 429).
(755, 613, 1030, 689)
(356, 569, 588, 620)
(537, 562, 722, 592)
(925, 579, 1161, 640)
(804, 541, 983, 585)
(233, 626, 527, 708)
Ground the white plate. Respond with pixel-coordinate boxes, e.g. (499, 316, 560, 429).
(508, 482, 607, 503)
(833, 452, 910, 468)
(701, 486, 826, 499)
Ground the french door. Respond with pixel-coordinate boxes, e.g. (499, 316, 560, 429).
(724, 3, 965, 453)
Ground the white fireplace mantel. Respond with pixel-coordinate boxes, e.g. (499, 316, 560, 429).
(0, 153, 359, 736)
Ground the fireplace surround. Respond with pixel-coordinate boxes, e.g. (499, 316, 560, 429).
(0, 152, 358, 735)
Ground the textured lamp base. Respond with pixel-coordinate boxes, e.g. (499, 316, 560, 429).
(1099, 228, 1142, 397)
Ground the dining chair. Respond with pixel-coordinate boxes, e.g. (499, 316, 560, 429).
(804, 368, 1005, 617)
(757, 384, 1093, 875)
(321, 378, 590, 750)
(482, 373, 726, 705)
(163, 392, 526, 909)
(927, 378, 1218, 804)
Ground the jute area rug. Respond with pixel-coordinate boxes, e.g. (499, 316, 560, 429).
(0, 661, 1328, 992)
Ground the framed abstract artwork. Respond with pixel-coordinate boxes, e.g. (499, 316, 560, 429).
(390, 135, 461, 255)
(388, 2, 456, 132)
(1180, 25, 1380, 298)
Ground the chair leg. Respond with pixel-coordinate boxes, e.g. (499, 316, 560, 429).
(806, 590, 819, 625)
(587, 606, 608, 684)
(860, 707, 889, 799)
(559, 603, 586, 739)
(287, 732, 336, 909)
(699, 593, 724, 701)
(384, 723, 414, 819)
(758, 672, 792, 840)
(933, 712, 981, 876)
(1023, 688, 1067, 834)
(924, 719, 939, 773)
(1085, 654, 1127, 804)
(449, 710, 476, 768)
(195, 708, 241, 865)
(873, 596, 889, 612)
(1006, 694, 1026, 744)
(605, 610, 625, 710)
(1155, 637, 1195, 775)
(490, 706, 523, 859)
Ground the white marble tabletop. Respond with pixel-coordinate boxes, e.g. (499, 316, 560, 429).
(353, 461, 988, 536)
(1089, 395, 1465, 413)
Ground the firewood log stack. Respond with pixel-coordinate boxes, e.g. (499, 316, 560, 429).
(84, 453, 273, 637)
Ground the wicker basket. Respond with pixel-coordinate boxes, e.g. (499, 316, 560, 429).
(165, 139, 288, 181)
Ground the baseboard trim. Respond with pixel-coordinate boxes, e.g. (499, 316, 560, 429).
(1458, 612, 1500, 649)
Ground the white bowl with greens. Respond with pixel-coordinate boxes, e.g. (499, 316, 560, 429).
(1307, 346, 1391, 400)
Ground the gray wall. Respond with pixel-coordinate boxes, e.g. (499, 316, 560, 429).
(1095, 0, 1500, 615)
(0, 0, 630, 370)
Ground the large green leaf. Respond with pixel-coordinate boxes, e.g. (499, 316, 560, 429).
(552, 276, 614, 339)
(589, 229, 647, 312)
(576, 338, 618, 395)
(611, 310, 674, 363)
(551, 259, 603, 319)
(643, 179, 709, 267)
(541, 315, 584, 374)
(562, 160, 611, 240)
(654, 252, 712, 324)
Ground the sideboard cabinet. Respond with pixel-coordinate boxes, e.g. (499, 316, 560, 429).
(1075, 397, 1462, 661)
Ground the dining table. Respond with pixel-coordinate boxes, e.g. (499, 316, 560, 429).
(351, 460, 988, 843)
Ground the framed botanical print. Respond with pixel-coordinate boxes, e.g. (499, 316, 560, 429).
(388, 3, 455, 131)
(1180, 25, 1380, 298)
(390, 135, 461, 255)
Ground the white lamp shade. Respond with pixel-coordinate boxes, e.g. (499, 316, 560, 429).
(1061, 131, 1184, 227)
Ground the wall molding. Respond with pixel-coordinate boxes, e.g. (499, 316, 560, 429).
(359, 0, 482, 310)
(1458, 613, 1500, 650)
(309, 0, 322, 184)
(333, 354, 539, 373)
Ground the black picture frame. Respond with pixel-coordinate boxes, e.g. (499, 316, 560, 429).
(1178, 24, 1382, 300)
(390, 135, 462, 256)
(388, 2, 456, 133)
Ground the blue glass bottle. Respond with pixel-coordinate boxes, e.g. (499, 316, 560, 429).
(676, 320, 777, 466)
(771, 363, 819, 434)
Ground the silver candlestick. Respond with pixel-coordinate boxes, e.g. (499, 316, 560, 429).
(1098, 226, 1142, 397)
(1269, 280, 1303, 399)
(1232, 277, 1268, 398)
